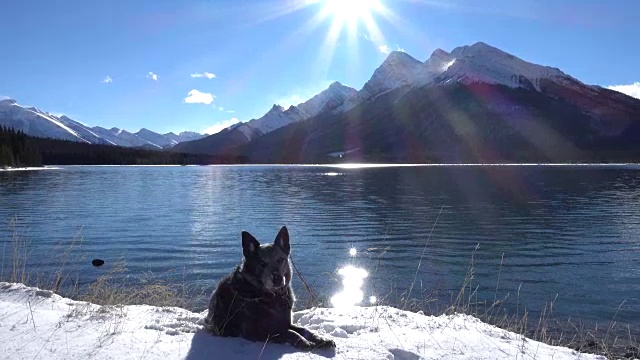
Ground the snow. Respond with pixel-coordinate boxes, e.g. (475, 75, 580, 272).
(0, 166, 60, 172)
(0, 282, 604, 360)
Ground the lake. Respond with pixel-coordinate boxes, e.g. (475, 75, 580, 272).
(1, 164, 639, 333)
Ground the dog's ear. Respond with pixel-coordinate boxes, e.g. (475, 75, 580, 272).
(242, 231, 260, 258)
(274, 226, 290, 255)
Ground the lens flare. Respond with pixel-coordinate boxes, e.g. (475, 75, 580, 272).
(349, 247, 357, 257)
(330, 265, 368, 308)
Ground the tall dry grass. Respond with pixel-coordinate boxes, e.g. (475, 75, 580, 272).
(0, 216, 208, 310)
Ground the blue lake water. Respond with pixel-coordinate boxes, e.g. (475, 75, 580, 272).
(1, 164, 639, 333)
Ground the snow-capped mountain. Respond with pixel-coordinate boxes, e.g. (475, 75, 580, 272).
(247, 81, 357, 136)
(298, 81, 358, 117)
(0, 99, 99, 144)
(357, 51, 441, 100)
(136, 128, 176, 148)
(0, 98, 205, 149)
(173, 81, 357, 154)
(163, 131, 205, 144)
(434, 42, 578, 91)
(213, 41, 640, 163)
(90, 127, 160, 148)
(352, 42, 583, 104)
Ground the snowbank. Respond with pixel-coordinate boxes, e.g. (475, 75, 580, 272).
(0, 282, 604, 359)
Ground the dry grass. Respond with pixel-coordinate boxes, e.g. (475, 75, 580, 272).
(0, 216, 208, 311)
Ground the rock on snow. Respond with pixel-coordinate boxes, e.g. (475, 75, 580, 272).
(0, 282, 603, 360)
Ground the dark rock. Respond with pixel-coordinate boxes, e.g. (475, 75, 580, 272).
(92, 259, 105, 267)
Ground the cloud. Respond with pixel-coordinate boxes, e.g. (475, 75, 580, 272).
(607, 82, 640, 99)
(202, 118, 240, 135)
(184, 89, 215, 104)
(378, 45, 391, 55)
(227, 110, 235, 113)
(275, 94, 305, 109)
(147, 72, 159, 81)
(191, 72, 216, 79)
(101, 76, 113, 84)
(396, 45, 405, 52)
(218, 106, 224, 111)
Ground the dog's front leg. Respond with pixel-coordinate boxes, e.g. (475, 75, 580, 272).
(270, 329, 315, 349)
(289, 324, 336, 349)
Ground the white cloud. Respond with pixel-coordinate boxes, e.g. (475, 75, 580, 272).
(184, 89, 215, 104)
(396, 45, 405, 52)
(378, 45, 391, 55)
(191, 72, 216, 79)
(275, 94, 305, 109)
(101, 76, 113, 84)
(227, 110, 236, 113)
(202, 118, 240, 135)
(147, 72, 159, 81)
(218, 106, 224, 111)
(607, 82, 640, 99)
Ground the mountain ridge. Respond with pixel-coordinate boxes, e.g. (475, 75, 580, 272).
(0, 99, 205, 149)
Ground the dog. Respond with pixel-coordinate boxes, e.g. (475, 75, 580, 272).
(204, 226, 336, 350)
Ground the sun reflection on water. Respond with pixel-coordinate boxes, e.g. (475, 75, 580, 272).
(330, 265, 369, 308)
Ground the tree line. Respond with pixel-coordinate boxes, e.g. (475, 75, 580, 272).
(0, 126, 42, 167)
(0, 126, 247, 167)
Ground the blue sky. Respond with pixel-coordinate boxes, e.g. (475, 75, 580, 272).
(0, 0, 638, 134)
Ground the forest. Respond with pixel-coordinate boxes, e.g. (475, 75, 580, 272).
(0, 126, 246, 167)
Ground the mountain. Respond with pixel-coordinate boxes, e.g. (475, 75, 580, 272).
(0, 99, 95, 144)
(164, 131, 205, 144)
(90, 127, 160, 148)
(0, 99, 204, 149)
(213, 42, 640, 163)
(173, 81, 356, 154)
(136, 128, 176, 148)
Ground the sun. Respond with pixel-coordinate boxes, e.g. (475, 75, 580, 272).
(323, 0, 383, 23)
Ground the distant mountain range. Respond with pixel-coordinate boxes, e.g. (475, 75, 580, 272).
(3, 41, 640, 163)
(171, 81, 358, 154)
(175, 41, 640, 163)
(0, 99, 204, 149)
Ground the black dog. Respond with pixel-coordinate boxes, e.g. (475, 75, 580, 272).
(204, 226, 335, 350)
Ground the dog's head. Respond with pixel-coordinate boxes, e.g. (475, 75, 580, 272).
(240, 226, 292, 292)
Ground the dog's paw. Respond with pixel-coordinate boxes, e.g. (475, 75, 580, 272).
(293, 338, 315, 350)
(313, 337, 336, 350)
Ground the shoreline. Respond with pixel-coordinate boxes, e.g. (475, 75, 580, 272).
(12, 162, 640, 169)
(0, 282, 607, 360)
(0, 166, 60, 172)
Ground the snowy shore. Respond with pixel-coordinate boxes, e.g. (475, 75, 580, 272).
(0, 282, 604, 360)
(0, 166, 59, 171)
